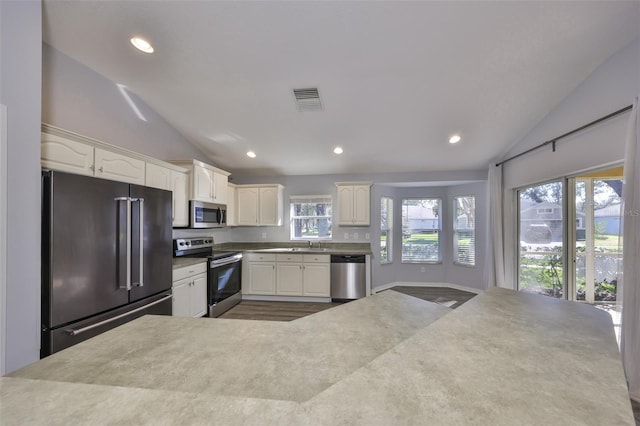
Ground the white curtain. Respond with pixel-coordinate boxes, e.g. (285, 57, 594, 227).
(484, 164, 506, 288)
(621, 96, 640, 402)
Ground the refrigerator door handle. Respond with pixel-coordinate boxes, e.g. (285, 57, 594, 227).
(115, 196, 132, 291)
(137, 197, 144, 287)
(65, 294, 172, 336)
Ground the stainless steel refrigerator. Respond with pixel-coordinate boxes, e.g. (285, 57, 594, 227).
(41, 170, 173, 357)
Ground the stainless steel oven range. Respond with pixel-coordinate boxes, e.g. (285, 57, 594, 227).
(174, 238, 242, 317)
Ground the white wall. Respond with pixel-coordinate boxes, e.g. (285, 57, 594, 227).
(42, 44, 210, 164)
(0, 0, 42, 373)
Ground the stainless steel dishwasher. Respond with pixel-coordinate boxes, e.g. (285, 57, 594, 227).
(330, 255, 366, 301)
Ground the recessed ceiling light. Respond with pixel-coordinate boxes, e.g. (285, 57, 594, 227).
(246, 151, 257, 158)
(333, 147, 343, 155)
(449, 135, 462, 144)
(130, 37, 154, 53)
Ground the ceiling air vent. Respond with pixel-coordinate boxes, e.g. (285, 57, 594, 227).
(293, 88, 323, 112)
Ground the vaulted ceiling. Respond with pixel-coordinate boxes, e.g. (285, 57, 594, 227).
(42, 1, 640, 176)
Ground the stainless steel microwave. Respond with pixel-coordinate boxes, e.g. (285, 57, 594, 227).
(190, 200, 227, 228)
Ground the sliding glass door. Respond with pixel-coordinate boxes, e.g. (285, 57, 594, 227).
(517, 169, 623, 308)
(518, 181, 565, 298)
(573, 175, 623, 305)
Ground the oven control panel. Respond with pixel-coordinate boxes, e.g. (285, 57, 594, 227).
(174, 237, 213, 252)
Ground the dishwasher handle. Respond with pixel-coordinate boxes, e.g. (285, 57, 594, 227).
(330, 255, 366, 263)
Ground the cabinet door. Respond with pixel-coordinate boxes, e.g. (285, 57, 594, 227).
(259, 186, 280, 226)
(352, 185, 371, 225)
(212, 172, 228, 204)
(237, 187, 259, 225)
(172, 279, 191, 317)
(94, 148, 146, 185)
(145, 163, 172, 190)
(226, 185, 237, 226)
(337, 185, 354, 225)
(41, 132, 95, 176)
(190, 273, 207, 317)
(303, 263, 330, 297)
(277, 263, 303, 296)
(247, 262, 276, 295)
(192, 165, 213, 202)
(171, 171, 189, 227)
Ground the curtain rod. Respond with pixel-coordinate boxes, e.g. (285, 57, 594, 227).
(496, 104, 633, 167)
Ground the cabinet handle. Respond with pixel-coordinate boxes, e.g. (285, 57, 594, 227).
(98, 166, 104, 173)
(89, 165, 95, 171)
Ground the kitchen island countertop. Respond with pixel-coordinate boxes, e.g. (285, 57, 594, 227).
(2, 288, 634, 425)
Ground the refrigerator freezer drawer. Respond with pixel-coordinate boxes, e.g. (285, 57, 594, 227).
(42, 292, 172, 357)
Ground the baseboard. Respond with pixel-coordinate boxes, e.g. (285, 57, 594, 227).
(372, 282, 485, 295)
(241, 294, 332, 303)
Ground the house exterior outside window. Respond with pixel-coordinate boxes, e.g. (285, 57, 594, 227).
(401, 198, 441, 263)
(380, 197, 393, 263)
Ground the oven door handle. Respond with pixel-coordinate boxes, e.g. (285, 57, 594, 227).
(210, 254, 243, 267)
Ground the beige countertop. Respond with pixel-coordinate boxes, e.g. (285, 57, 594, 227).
(215, 242, 372, 255)
(2, 288, 634, 425)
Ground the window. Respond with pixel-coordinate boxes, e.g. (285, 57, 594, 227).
(290, 196, 332, 240)
(453, 196, 475, 266)
(401, 198, 441, 263)
(380, 197, 393, 263)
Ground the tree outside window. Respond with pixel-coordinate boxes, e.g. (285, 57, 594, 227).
(290, 196, 332, 240)
(380, 197, 393, 263)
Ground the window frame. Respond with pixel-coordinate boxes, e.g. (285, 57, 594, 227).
(289, 195, 333, 241)
(453, 195, 476, 267)
(380, 196, 393, 264)
(401, 197, 442, 264)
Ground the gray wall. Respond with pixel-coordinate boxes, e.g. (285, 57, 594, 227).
(500, 38, 640, 288)
(0, 0, 42, 373)
(229, 173, 488, 291)
(42, 44, 210, 163)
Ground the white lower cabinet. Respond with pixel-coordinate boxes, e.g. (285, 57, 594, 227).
(276, 255, 304, 296)
(302, 255, 331, 297)
(172, 263, 207, 317)
(244, 252, 330, 297)
(243, 253, 277, 295)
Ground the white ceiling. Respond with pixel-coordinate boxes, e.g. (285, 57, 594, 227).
(42, 1, 640, 177)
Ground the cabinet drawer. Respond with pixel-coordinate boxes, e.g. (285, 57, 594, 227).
(303, 254, 330, 263)
(244, 252, 277, 262)
(173, 262, 207, 282)
(276, 253, 304, 262)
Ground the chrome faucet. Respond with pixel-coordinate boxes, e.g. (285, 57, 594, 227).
(308, 240, 313, 248)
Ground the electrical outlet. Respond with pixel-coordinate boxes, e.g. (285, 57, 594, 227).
(354, 232, 359, 239)
(421, 266, 426, 273)
(261, 232, 267, 239)
(365, 233, 370, 240)
(344, 233, 349, 240)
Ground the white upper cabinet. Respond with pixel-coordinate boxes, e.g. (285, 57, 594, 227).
(336, 182, 372, 226)
(226, 183, 237, 227)
(171, 170, 189, 227)
(170, 160, 230, 205)
(94, 148, 146, 185)
(41, 124, 190, 225)
(145, 162, 173, 190)
(41, 126, 146, 185)
(236, 184, 284, 226)
(41, 132, 95, 176)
